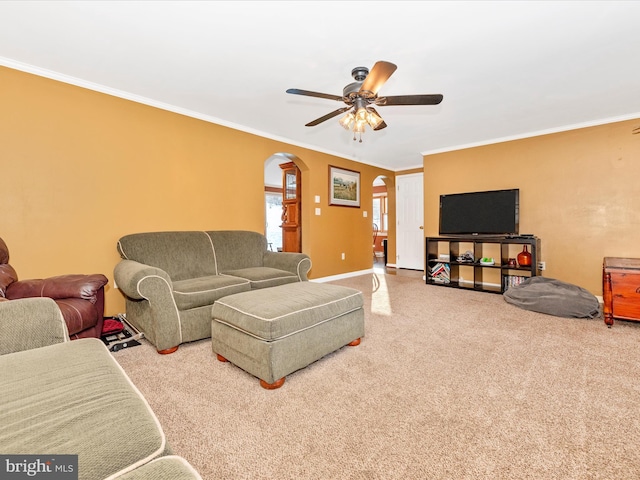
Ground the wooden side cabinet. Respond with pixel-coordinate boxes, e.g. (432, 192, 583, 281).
(602, 257, 640, 326)
(279, 161, 301, 253)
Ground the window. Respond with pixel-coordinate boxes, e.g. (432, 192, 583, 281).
(265, 192, 283, 251)
(372, 194, 388, 232)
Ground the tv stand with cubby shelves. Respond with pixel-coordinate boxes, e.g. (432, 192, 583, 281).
(425, 235, 541, 294)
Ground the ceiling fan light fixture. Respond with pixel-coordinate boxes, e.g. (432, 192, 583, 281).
(365, 108, 384, 129)
(338, 105, 383, 142)
(354, 120, 366, 134)
(339, 112, 355, 130)
(353, 118, 366, 143)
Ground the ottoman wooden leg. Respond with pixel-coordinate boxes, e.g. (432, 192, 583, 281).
(347, 338, 361, 346)
(260, 377, 285, 390)
(216, 353, 228, 362)
(157, 346, 179, 355)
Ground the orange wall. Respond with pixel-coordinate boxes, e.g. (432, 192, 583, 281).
(423, 119, 640, 295)
(1, 66, 395, 315)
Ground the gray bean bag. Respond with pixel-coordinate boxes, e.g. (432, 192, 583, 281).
(503, 276, 600, 318)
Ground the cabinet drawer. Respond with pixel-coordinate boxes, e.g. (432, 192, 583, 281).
(611, 272, 640, 320)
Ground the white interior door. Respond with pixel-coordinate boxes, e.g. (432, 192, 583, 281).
(396, 173, 424, 270)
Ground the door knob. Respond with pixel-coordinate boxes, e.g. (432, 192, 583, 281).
(419, 226, 424, 230)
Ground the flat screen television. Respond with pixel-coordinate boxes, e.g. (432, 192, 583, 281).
(439, 188, 519, 236)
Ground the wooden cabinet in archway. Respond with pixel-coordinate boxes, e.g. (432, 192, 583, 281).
(280, 161, 301, 252)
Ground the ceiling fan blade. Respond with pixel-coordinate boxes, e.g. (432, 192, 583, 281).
(305, 106, 352, 127)
(368, 107, 387, 131)
(378, 94, 444, 106)
(286, 88, 343, 102)
(359, 61, 397, 95)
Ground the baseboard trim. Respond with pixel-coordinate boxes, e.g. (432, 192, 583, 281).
(311, 269, 374, 283)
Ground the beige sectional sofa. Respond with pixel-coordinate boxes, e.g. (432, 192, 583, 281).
(0, 297, 202, 480)
(114, 230, 312, 353)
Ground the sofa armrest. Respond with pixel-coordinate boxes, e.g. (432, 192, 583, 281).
(114, 260, 172, 300)
(114, 260, 182, 352)
(0, 263, 18, 297)
(6, 274, 108, 303)
(0, 297, 70, 355)
(263, 251, 312, 281)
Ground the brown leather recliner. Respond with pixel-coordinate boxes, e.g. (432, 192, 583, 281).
(0, 236, 108, 339)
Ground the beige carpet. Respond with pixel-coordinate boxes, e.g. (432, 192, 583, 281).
(113, 272, 640, 479)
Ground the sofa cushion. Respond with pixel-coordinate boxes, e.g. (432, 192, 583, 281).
(0, 338, 167, 480)
(207, 230, 266, 271)
(221, 267, 299, 289)
(212, 282, 364, 341)
(172, 275, 250, 310)
(118, 231, 218, 281)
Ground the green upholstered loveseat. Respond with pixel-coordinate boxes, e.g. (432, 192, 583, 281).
(114, 230, 312, 354)
(0, 297, 202, 480)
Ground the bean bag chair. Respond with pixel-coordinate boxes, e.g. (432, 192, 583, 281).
(503, 276, 600, 318)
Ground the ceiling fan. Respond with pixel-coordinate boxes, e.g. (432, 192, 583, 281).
(286, 61, 443, 142)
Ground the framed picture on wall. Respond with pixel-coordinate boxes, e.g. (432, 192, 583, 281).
(329, 166, 360, 207)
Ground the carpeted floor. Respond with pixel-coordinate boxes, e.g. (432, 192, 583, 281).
(113, 272, 640, 479)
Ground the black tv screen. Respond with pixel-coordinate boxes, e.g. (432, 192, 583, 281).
(439, 189, 519, 236)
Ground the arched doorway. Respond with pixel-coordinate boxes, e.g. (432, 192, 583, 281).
(372, 175, 390, 268)
(264, 154, 286, 252)
(264, 153, 305, 253)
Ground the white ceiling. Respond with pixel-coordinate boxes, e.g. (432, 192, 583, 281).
(1, 1, 640, 171)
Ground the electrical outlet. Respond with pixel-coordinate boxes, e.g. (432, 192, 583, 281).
(341, 253, 345, 260)
(538, 261, 546, 271)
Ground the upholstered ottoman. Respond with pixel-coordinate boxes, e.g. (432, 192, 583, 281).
(211, 282, 364, 389)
